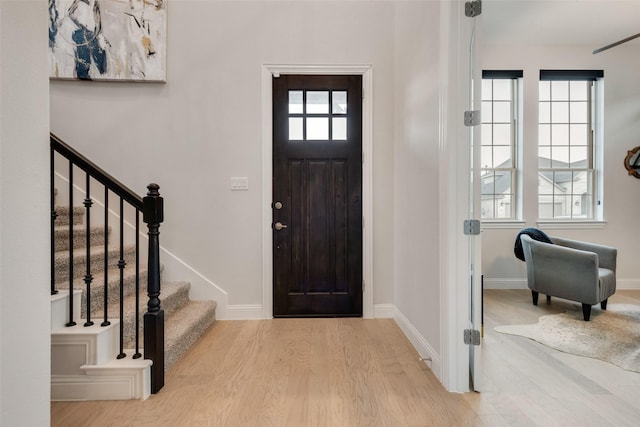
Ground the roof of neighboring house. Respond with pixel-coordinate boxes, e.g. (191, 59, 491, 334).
(481, 157, 588, 196)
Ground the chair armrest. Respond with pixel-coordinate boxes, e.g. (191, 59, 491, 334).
(521, 235, 600, 303)
(551, 236, 617, 272)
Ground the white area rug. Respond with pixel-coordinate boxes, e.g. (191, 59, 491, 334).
(494, 304, 640, 373)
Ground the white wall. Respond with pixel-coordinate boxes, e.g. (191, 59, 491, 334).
(393, 0, 443, 361)
(481, 43, 640, 289)
(50, 1, 399, 313)
(0, 0, 51, 425)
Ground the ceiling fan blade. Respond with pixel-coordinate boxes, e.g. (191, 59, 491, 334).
(593, 32, 640, 54)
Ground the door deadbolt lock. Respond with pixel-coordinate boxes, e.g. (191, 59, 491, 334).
(273, 221, 288, 231)
(274, 201, 283, 210)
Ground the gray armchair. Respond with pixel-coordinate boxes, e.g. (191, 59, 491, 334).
(520, 234, 617, 321)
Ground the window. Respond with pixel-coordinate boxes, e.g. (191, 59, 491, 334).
(538, 70, 603, 220)
(288, 90, 348, 141)
(481, 70, 522, 220)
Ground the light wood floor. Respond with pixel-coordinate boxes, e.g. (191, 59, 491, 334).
(51, 290, 640, 427)
(467, 289, 640, 427)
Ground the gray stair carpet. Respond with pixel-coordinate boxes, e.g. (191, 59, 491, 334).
(53, 202, 216, 373)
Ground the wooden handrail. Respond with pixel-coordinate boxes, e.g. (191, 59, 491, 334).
(50, 133, 143, 210)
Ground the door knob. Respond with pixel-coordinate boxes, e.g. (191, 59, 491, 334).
(273, 221, 288, 231)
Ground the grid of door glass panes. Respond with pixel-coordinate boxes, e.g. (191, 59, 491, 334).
(538, 80, 594, 219)
(288, 90, 347, 141)
(481, 78, 517, 219)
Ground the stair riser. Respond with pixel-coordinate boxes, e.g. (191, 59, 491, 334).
(54, 207, 85, 226)
(165, 303, 217, 371)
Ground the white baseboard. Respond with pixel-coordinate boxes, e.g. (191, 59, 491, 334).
(482, 278, 527, 289)
(223, 304, 397, 320)
(225, 304, 265, 320)
(392, 306, 442, 383)
(617, 279, 640, 290)
(483, 277, 640, 291)
(51, 319, 151, 400)
(52, 357, 151, 401)
(373, 304, 394, 318)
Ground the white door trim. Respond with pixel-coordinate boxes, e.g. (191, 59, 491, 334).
(261, 64, 374, 319)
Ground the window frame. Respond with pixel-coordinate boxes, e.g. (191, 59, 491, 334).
(480, 70, 523, 223)
(537, 70, 604, 222)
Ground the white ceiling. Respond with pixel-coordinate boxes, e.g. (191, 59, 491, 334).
(481, 0, 640, 51)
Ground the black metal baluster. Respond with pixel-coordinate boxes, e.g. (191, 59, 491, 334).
(51, 146, 58, 295)
(117, 197, 126, 359)
(144, 183, 164, 393)
(133, 210, 142, 359)
(66, 162, 76, 327)
(50, 135, 167, 393)
(101, 187, 111, 327)
(84, 173, 94, 327)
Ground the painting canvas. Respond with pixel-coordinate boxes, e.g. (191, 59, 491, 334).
(49, 0, 167, 82)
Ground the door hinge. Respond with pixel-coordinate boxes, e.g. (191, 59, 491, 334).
(463, 219, 481, 236)
(464, 110, 481, 126)
(465, 0, 482, 18)
(464, 329, 481, 345)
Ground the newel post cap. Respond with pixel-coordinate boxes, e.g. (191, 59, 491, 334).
(143, 183, 164, 224)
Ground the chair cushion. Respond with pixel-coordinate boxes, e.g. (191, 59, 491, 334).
(514, 227, 553, 261)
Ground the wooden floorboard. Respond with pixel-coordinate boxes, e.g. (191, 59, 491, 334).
(470, 289, 640, 427)
(52, 318, 477, 427)
(51, 289, 640, 426)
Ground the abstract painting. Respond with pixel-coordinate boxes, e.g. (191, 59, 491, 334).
(49, 0, 167, 82)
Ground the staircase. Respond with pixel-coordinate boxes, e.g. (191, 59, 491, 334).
(50, 136, 216, 400)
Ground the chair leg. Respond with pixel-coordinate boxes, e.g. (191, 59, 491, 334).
(582, 304, 592, 321)
(601, 299, 608, 310)
(531, 291, 539, 306)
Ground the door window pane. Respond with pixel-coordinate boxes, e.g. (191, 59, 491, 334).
(289, 91, 303, 114)
(332, 117, 347, 140)
(307, 117, 329, 140)
(307, 91, 329, 114)
(332, 91, 347, 114)
(289, 118, 303, 140)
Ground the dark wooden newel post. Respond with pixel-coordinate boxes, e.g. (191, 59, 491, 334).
(143, 183, 164, 393)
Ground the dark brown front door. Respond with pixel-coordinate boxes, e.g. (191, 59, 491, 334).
(272, 74, 363, 317)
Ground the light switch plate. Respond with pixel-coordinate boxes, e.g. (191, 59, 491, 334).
(231, 177, 249, 191)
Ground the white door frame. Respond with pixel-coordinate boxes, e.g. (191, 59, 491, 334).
(438, 0, 478, 393)
(261, 64, 374, 319)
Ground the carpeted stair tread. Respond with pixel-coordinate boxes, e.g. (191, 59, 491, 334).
(52, 194, 218, 383)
